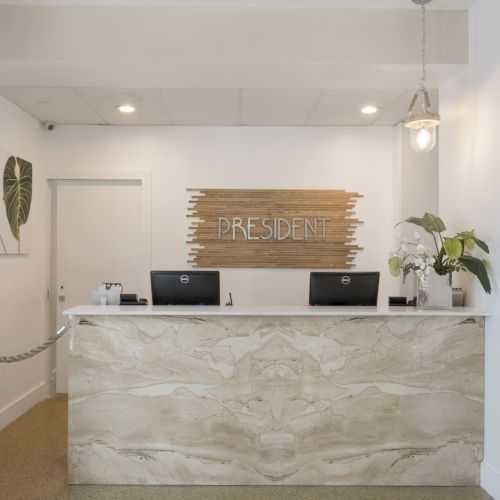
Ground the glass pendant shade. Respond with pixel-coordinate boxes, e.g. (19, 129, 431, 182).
(409, 125, 437, 153)
(404, 90, 440, 153)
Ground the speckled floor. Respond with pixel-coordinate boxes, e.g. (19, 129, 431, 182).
(0, 395, 493, 500)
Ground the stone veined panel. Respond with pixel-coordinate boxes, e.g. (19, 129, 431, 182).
(68, 314, 484, 485)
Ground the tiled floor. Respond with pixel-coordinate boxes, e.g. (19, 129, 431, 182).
(0, 395, 493, 500)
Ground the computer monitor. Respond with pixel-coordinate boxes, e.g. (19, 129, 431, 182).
(151, 271, 220, 305)
(309, 272, 380, 306)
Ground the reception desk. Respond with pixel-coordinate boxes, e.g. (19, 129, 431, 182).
(64, 305, 487, 486)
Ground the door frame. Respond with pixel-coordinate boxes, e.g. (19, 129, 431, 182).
(48, 168, 152, 393)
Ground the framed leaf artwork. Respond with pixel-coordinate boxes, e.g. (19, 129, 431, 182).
(0, 150, 33, 255)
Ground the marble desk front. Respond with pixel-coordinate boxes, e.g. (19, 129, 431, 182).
(64, 306, 487, 485)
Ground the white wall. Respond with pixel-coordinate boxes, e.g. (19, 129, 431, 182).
(0, 116, 436, 428)
(439, 0, 500, 497)
(394, 124, 439, 298)
(0, 96, 51, 430)
(44, 125, 401, 306)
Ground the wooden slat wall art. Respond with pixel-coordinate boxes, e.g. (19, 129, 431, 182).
(187, 189, 363, 269)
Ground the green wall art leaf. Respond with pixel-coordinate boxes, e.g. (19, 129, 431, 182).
(2, 156, 33, 254)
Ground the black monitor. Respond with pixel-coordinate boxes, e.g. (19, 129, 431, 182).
(309, 272, 380, 306)
(151, 271, 220, 305)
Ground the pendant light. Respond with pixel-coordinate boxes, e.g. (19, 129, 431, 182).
(405, 0, 440, 153)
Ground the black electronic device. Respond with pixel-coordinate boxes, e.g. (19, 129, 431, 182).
(151, 271, 220, 306)
(309, 272, 380, 306)
(389, 296, 408, 306)
(120, 294, 148, 306)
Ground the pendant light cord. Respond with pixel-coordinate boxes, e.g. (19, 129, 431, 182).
(419, 0, 427, 94)
(405, 0, 440, 136)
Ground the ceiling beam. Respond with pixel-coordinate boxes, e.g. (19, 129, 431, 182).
(0, 6, 467, 65)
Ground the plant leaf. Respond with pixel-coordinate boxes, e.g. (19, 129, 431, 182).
(3, 156, 33, 241)
(400, 213, 446, 235)
(388, 256, 403, 277)
(402, 216, 434, 236)
(443, 238, 463, 260)
(459, 255, 492, 294)
(464, 238, 475, 250)
(457, 230, 475, 239)
(423, 212, 446, 233)
(473, 237, 489, 253)
(457, 230, 489, 253)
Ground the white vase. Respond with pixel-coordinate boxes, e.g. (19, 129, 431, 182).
(417, 271, 452, 310)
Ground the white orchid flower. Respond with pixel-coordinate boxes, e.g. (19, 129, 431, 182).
(416, 243, 426, 253)
(414, 231, 421, 240)
(401, 244, 408, 252)
(415, 258, 424, 268)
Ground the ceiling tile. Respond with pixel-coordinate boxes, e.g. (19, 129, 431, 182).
(374, 88, 439, 126)
(0, 86, 438, 126)
(307, 89, 407, 126)
(76, 88, 171, 125)
(241, 89, 320, 126)
(160, 89, 240, 125)
(0, 86, 102, 124)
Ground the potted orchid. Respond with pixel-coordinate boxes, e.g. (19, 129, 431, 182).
(388, 213, 491, 309)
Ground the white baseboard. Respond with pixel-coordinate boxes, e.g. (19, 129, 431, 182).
(0, 382, 49, 431)
(482, 461, 500, 500)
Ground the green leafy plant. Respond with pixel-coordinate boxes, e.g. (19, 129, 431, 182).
(3, 156, 33, 254)
(388, 212, 491, 294)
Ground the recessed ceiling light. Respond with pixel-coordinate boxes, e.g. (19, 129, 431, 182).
(116, 104, 135, 113)
(361, 105, 378, 115)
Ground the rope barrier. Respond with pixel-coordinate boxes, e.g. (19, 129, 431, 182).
(0, 326, 70, 363)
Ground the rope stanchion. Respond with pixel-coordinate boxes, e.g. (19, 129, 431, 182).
(0, 325, 70, 363)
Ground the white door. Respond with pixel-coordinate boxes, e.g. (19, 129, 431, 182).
(55, 179, 145, 393)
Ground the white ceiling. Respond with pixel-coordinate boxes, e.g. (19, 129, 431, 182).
(0, 0, 477, 8)
(0, 3, 455, 126)
(0, 86, 437, 126)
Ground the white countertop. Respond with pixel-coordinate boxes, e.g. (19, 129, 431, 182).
(63, 305, 490, 317)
